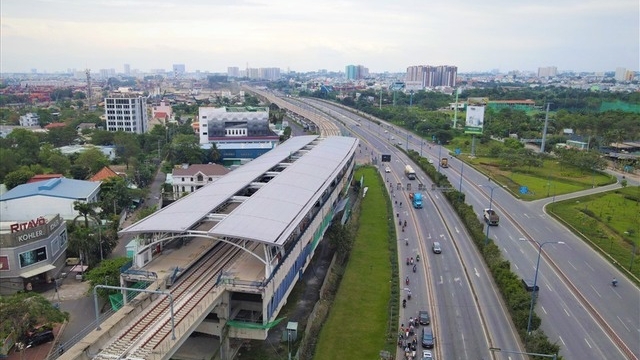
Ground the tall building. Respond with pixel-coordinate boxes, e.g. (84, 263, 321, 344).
(124, 64, 131, 75)
(172, 64, 186, 75)
(198, 106, 279, 163)
(537, 66, 557, 78)
(614, 67, 634, 81)
(227, 67, 240, 78)
(405, 65, 457, 88)
(345, 65, 369, 80)
(104, 94, 149, 134)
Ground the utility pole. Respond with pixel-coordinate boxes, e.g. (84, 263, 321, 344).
(539, 103, 551, 153)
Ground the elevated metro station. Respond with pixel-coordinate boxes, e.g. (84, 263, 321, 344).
(64, 135, 358, 360)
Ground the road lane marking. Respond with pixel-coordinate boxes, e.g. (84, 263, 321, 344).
(564, 308, 571, 317)
(474, 268, 480, 277)
(454, 226, 460, 234)
(589, 285, 602, 298)
(439, 276, 443, 285)
(567, 260, 577, 270)
(584, 261, 595, 272)
(523, 213, 530, 218)
(454, 277, 461, 284)
(541, 306, 547, 314)
(614, 290, 622, 299)
(519, 237, 527, 242)
(512, 263, 518, 270)
(617, 316, 630, 332)
(584, 338, 592, 348)
(559, 336, 565, 345)
(508, 235, 514, 241)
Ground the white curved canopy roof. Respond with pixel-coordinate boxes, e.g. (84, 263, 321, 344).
(120, 135, 358, 246)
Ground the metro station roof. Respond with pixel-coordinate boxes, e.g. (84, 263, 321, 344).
(120, 135, 358, 246)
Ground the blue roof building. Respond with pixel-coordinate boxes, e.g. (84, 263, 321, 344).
(0, 178, 101, 221)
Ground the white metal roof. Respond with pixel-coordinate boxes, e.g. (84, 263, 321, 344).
(120, 135, 357, 246)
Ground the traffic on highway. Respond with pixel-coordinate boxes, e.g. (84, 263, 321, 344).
(291, 96, 638, 360)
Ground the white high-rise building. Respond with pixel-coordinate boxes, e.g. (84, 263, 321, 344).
(124, 64, 131, 75)
(104, 94, 148, 134)
(537, 66, 557, 78)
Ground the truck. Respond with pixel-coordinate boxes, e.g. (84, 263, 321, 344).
(404, 165, 416, 180)
(440, 158, 449, 168)
(483, 208, 500, 226)
(411, 192, 423, 209)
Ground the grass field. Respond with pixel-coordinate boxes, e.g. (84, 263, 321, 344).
(313, 167, 394, 360)
(460, 156, 616, 200)
(547, 186, 640, 281)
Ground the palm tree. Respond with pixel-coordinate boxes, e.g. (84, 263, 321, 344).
(73, 201, 98, 228)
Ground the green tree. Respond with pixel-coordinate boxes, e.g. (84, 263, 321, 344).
(84, 257, 131, 301)
(46, 125, 77, 147)
(4, 168, 35, 189)
(0, 148, 19, 181)
(99, 177, 132, 215)
(75, 148, 110, 174)
(0, 292, 68, 346)
(73, 201, 99, 228)
(90, 130, 115, 145)
(169, 134, 203, 164)
(113, 131, 141, 169)
(69, 163, 90, 180)
(6, 128, 41, 166)
(47, 152, 72, 175)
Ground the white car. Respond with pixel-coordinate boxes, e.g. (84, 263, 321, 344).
(422, 350, 433, 359)
(385, 167, 391, 173)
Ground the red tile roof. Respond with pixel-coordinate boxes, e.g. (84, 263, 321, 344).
(44, 122, 66, 129)
(90, 166, 121, 182)
(27, 174, 64, 183)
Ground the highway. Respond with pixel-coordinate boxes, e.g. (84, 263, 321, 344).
(295, 97, 639, 359)
(438, 149, 639, 359)
(285, 96, 526, 360)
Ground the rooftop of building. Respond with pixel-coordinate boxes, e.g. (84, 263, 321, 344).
(27, 174, 64, 183)
(0, 178, 101, 202)
(120, 135, 358, 246)
(172, 163, 230, 177)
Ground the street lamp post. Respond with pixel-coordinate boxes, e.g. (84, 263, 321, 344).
(526, 241, 564, 336)
(490, 347, 557, 359)
(437, 141, 442, 173)
(482, 183, 497, 245)
(458, 160, 465, 202)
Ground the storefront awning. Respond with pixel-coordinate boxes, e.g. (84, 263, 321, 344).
(20, 264, 56, 278)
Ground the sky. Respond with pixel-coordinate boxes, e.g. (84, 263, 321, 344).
(1, 0, 639, 74)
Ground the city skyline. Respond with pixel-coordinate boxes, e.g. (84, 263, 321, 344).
(1, 0, 638, 74)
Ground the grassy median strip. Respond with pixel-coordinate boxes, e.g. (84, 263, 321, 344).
(547, 186, 640, 282)
(314, 166, 394, 360)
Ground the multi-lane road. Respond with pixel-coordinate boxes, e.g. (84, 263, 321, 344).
(280, 94, 639, 360)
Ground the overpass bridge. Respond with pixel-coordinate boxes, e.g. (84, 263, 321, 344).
(60, 135, 358, 360)
(243, 86, 342, 137)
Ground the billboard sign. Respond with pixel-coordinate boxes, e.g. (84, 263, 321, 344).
(464, 106, 485, 134)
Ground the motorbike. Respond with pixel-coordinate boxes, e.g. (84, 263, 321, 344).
(402, 299, 406, 308)
(416, 254, 420, 262)
(405, 276, 410, 285)
(413, 264, 417, 273)
(405, 238, 408, 246)
(612, 279, 618, 287)
(410, 257, 414, 265)
(408, 291, 412, 300)
(406, 257, 410, 265)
